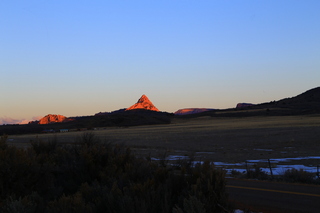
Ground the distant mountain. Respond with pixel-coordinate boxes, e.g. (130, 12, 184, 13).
(2, 87, 319, 135)
(37, 114, 73, 124)
(236, 87, 320, 111)
(221, 87, 320, 116)
(277, 87, 320, 106)
(175, 87, 320, 118)
(174, 108, 215, 115)
(126, 95, 159, 111)
(262, 86, 320, 113)
(236, 103, 254, 108)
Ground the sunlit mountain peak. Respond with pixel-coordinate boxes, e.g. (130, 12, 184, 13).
(126, 95, 159, 111)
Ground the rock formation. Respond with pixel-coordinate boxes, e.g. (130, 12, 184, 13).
(38, 114, 70, 124)
(126, 95, 159, 111)
(174, 108, 215, 115)
(236, 103, 254, 108)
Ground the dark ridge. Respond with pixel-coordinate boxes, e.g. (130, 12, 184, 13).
(177, 87, 320, 118)
(0, 109, 173, 135)
(1, 87, 319, 134)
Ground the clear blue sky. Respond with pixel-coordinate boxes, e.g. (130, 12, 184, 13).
(1, 0, 320, 124)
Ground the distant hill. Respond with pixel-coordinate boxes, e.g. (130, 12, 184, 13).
(174, 108, 215, 115)
(38, 114, 72, 124)
(276, 87, 320, 106)
(179, 87, 320, 117)
(28, 114, 74, 125)
(236, 103, 254, 108)
(255, 86, 320, 114)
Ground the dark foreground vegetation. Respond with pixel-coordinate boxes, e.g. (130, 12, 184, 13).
(0, 134, 229, 213)
(230, 164, 320, 185)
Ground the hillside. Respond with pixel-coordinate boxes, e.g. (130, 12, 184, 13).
(255, 86, 320, 114)
(177, 87, 320, 117)
(174, 108, 215, 115)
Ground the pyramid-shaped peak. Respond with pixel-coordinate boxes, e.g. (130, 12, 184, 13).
(137, 94, 150, 102)
(126, 95, 159, 111)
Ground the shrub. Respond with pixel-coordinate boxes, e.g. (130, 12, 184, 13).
(0, 134, 8, 150)
(246, 165, 269, 180)
(30, 136, 58, 155)
(229, 169, 243, 178)
(172, 195, 206, 213)
(1, 192, 41, 213)
(48, 193, 93, 213)
(77, 132, 100, 147)
(281, 168, 318, 184)
(0, 134, 229, 212)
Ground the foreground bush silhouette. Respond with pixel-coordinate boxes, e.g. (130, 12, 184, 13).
(0, 133, 228, 213)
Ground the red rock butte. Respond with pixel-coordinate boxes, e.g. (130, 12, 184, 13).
(38, 114, 69, 124)
(126, 95, 159, 111)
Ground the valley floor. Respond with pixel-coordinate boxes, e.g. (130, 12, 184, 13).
(7, 115, 320, 173)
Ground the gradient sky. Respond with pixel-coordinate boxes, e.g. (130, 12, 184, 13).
(1, 0, 320, 124)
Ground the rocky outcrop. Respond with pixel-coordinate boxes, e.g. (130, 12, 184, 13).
(38, 114, 71, 124)
(174, 108, 215, 115)
(126, 95, 159, 111)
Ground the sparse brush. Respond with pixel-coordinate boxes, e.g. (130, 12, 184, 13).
(173, 195, 206, 213)
(246, 164, 269, 180)
(0, 132, 230, 212)
(280, 168, 319, 184)
(1, 192, 41, 213)
(30, 136, 58, 155)
(230, 169, 243, 178)
(0, 134, 8, 150)
(76, 132, 100, 147)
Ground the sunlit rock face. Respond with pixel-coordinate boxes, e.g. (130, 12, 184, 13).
(126, 95, 159, 111)
(174, 108, 215, 115)
(38, 114, 69, 124)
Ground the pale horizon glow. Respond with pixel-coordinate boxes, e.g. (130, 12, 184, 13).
(1, 1, 320, 124)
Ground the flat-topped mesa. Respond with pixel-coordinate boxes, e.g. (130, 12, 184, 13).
(236, 103, 254, 109)
(126, 95, 159, 111)
(38, 114, 69, 124)
(174, 108, 215, 115)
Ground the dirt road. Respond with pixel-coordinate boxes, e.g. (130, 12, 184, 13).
(227, 178, 320, 213)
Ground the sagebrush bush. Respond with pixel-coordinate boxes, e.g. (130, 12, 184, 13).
(281, 168, 319, 184)
(0, 134, 229, 213)
(30, 136, 58, 155)
(0, 134, 8, 150)
(246, 165, 269, 180)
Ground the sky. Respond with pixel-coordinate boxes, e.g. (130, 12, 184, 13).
(1, 0, 320, 124)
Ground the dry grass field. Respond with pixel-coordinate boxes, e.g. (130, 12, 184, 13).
(7, 115, 320, 167)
